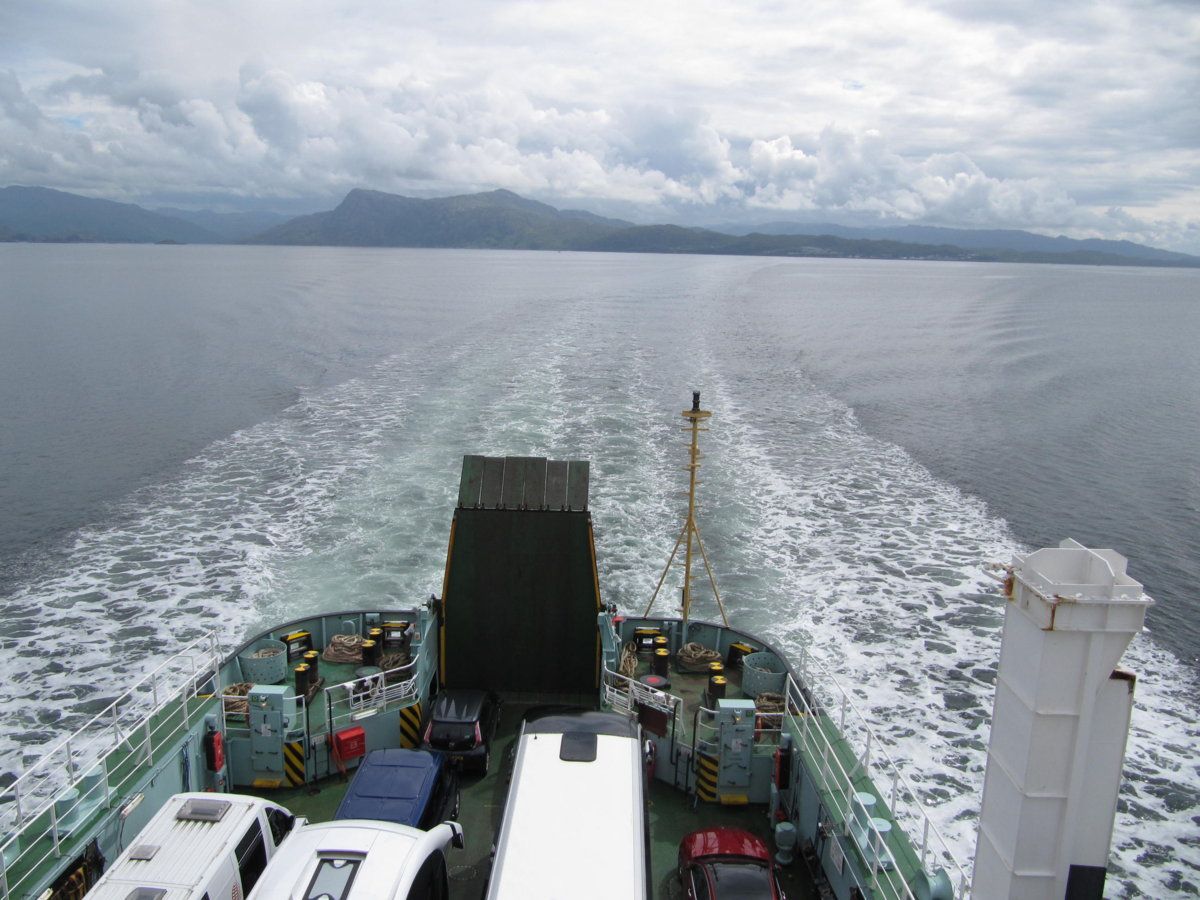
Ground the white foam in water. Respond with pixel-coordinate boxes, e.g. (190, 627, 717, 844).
(607, 369, 1199, 899)
(1, 275, 1196, 896)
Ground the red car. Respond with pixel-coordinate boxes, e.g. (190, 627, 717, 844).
(678, 827, 786, 899)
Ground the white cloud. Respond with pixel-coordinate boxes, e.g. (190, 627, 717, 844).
(0, 0, 1197, 251)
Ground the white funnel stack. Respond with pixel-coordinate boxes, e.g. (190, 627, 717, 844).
(972, 539, 1151, 900)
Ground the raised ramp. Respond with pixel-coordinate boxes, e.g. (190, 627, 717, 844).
(441, 456, 600, 693)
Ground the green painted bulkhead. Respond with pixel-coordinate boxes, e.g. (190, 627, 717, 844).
(441, 456, 601, 693)
(218, 609, 439, 791)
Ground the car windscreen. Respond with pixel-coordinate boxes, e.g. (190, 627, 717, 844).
(432, 691, 484, 723)
(430, 722, 476, 747)
(708, 861, 774, 897)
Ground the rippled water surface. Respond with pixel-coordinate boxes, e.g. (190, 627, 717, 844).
(1, 245, 1197, 896)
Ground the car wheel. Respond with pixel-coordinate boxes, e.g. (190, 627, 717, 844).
(481, 748, 491, 776)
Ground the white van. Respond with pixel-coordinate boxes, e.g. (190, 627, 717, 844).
(87, 793, 299, 900)
(486, 709, 649, 900)
(247, 819, 465, 900)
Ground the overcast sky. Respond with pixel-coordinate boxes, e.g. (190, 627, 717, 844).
(2, 0, 1198, 251)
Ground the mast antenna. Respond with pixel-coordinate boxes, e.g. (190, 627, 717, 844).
(643, 391, 728, 626)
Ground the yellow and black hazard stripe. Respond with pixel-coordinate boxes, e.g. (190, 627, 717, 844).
(695, 751, 719, 802)
(49, 847, 101, 900)
(284, 740, 306, 786)
(400, 701, 423, 748)
(49, 867, 89, 900)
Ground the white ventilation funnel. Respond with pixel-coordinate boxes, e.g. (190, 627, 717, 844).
(972, 539, 1151, 900)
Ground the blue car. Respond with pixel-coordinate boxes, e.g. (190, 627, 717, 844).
(334, 748, 460, 830)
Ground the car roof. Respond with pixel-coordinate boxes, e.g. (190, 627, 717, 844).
(681, 827, 771, 863)
(334, 749, 442, 827)
(522, 707, 639, 737)
(249, 820, 436, 900)
(87, 793, 283, 897)
(432, 688, 490, 721)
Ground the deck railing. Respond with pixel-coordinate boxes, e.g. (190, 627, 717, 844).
(322, 620, 436, 733)
(0, 632, 222, 900)
(790, 646, 971, 899)
(327, 659, 420, 726)
(601, 665, 684, 727)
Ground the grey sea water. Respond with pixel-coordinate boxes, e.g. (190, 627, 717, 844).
(0, 244, 1197, 895)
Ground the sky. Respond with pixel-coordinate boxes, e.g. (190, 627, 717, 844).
(1, 0, 1198, 252)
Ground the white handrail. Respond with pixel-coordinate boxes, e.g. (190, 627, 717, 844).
(0, 632, 220, 818)
(784, 689, 915, 898)
(601, 665, 682, 724)
(324, 621, 434, 728)
(0, 631, 221, 900)
(792, 647, 970, 897)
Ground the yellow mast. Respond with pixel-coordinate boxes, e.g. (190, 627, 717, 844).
(644, 391, 728, 626)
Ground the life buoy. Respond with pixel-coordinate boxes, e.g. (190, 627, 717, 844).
(773, 744, 791, 790)
(204, 730, 225, 772)
(754, 713, 770, 742)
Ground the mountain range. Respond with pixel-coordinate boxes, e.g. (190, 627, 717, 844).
(717, 221, 1193, 265)
(248, 188, 632, 249)
(0, 186, 221, 244)
(3, 184, 1197, 268)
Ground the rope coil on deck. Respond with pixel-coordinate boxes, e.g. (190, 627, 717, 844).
(381, 650, 410, 677)
(323, 634, 409, 673)
(323, 633, 365, 664)
(676, 642, 721, 672)
(222, 682, 254, 717)
(755, 691, 785, 713)
(619, 641, 639, 678)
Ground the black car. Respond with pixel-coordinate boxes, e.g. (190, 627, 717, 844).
(421, 689, 501, 774)
(422, 691, 501, 777)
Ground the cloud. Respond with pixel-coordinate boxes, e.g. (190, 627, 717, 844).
(736, 128, 1087, 233)
(0, 70, 42, 129)
(0, 1, 1196, 251)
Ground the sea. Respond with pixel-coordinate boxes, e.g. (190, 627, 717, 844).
(1, 244, 1197, 896)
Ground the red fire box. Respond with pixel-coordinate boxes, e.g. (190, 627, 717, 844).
(333, 725, 366, 761)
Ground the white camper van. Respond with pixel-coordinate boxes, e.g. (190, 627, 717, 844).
(86, 793, 299, 900)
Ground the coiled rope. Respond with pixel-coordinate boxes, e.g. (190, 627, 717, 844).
(755, 691, 785, 714)
(323, 634, 410, 676)
(675, 642, 722, 673)
(222, 682, 253, 717)
(381, 650, 408, 670)
(323, 633, 365, 664)
(619, 641, 639, 678)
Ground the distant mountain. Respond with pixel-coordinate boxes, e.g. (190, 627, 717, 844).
(246, 187, 1200, 264)
(0, 186, 220, 244)
(153, 207, 291, 242)
(582, 226, 970, 259)
(721, 221, 1198, 265)
(582, 225, 1200, 266)
(4, 184, 1195, 267)
(248, 188, 1197, 267)
(249, 188, 633, 248)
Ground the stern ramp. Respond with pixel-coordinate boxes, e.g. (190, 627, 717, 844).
(440, 456, 600, 694)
